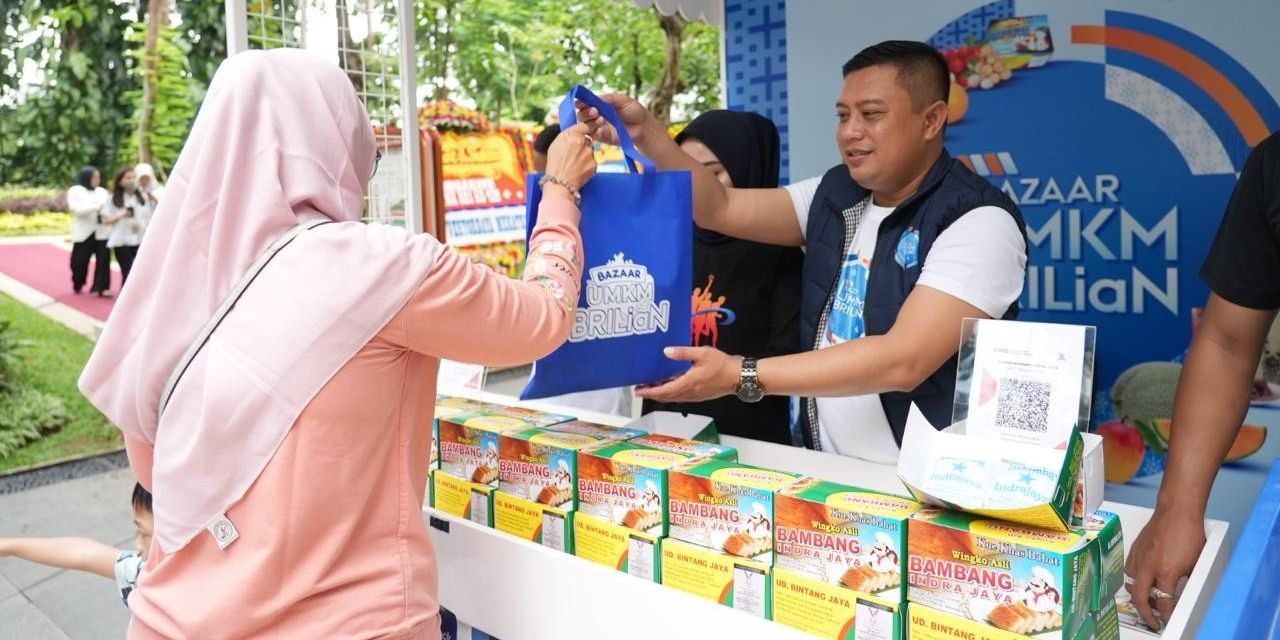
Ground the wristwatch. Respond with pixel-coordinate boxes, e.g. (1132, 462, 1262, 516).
(735, 357, 765, 403)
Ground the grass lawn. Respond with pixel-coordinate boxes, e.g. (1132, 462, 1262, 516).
(0, 292, 119, 473)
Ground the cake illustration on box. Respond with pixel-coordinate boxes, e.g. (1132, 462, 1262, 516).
(774, 480, 920, 602)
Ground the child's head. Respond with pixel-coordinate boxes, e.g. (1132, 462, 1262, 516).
(132, 483, 154, 560)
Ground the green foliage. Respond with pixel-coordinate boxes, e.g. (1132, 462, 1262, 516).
(0, 386, 68, 458)
(0, 319, 66, 458)
(0, 320, 28, 392)
(416, 0, 721, 124)
(120, 19, 198, 175)
(246, 0, 302, 49)
(175, 0, 226, 88)
(1, 0, 135, 187)
(0, 186, 63, 202)
(0, 212, 72, 236)
(0, 293, 118, 472)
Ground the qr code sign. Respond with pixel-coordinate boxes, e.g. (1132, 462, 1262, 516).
(995, 378, 1050, 432)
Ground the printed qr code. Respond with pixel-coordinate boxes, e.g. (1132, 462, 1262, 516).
(995, 378, 1050, 432)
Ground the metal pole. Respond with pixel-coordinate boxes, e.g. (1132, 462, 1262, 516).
(398, 0, 424, 235)
(225, 0, 249, 55)
(717, 2, 728, 109)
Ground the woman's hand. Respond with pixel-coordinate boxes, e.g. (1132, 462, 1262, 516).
(543, 123, 597, 193)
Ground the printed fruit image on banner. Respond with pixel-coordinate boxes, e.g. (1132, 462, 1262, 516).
(922, 2, 1280, 490)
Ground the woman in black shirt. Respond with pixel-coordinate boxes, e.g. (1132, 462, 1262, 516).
(643, 111, 803, 444)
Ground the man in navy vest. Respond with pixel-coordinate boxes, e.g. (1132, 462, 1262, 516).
(581, 41, 1029, 461)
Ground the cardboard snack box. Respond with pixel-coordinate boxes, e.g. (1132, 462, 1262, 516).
(430, 468, 495, 527)
(661, 538, 772, 620)
(494, 490, 574, 553)
(774, 480, 921, 603)
(577, 438, 736, 536)
(574, 511, 662, 583)
(907, 508, 1095, 640)
(438, 406, 574, 485)
(499, 422, 640, 509)
(666, 458, 806, 564)
(432, 396, 501, 470)
(773, 566, 905, 639)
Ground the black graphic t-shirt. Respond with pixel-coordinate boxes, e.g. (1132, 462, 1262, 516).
(644, 231, 803, 444)
(1201, 132, 1280, 310)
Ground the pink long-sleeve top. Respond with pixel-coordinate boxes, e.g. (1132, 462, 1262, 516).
(123, 199, 583, 639)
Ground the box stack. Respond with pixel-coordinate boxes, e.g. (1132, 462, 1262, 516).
(494, 420, 646, 553)
(573, 435, 736, 583)
(659, 458, 808, 621)
(431, 406, 573, 527)
(771, 480, 920, 639)
(896, 320, 1125, 640)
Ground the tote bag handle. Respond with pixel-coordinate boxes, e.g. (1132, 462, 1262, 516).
(557, 85, 656, 175)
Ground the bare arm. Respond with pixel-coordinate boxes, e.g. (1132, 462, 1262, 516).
(578, 94, 804, 247)
(759, 285, 983, 396)
(1126, 293, 1274, 628)
(637, 285, 985, 402)
(1159, 294, 1271, 516)
(0, 537, 119, 579)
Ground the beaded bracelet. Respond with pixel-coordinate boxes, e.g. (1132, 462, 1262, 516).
(538, 174, 582, 207)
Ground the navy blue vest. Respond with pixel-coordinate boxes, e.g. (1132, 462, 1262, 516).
(799, 150, 1027, 448)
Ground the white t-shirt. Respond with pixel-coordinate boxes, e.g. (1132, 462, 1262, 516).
(784, 176, 1026, 463)
(103, 196, 152, 249)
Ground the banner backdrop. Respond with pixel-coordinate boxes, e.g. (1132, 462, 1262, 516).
(784, 0, 1280, 536)
(439, 131, 530, 277)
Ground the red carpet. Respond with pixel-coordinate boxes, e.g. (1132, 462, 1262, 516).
(0, 243, 120, 322)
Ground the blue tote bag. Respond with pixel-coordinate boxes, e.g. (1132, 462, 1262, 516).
(521, 86, 693, 400)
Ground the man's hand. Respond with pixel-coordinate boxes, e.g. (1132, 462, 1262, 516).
(1120, 293, 1273, 630)
(575, 93, 662, 151)
(1125, 508, 1204, 630)
(635, 347, 742, 403)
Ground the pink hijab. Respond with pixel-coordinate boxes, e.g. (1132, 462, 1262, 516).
(79, 49, 440, 553)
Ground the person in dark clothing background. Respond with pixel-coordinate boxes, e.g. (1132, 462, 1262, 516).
(643, 110, 804, 444)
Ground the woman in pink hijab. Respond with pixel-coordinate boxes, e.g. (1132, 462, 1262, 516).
(79, 49, 595, 639)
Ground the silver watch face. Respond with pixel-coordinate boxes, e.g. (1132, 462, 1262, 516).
(737, 382, 764, 403)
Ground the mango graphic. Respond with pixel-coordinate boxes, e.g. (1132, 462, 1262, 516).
(947, 82, 969, 124)
(1147, 419, 1268, 462)
(1111, 362, 1181, 421)
(1099, 420, 1144, 484)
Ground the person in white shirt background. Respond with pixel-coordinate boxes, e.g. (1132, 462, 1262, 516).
(66, 165, 114, 296)
(134, 162, 165, 206)
(101, 165, 151, 285)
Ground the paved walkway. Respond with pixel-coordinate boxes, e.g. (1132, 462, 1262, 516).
(0, 467, 134, 640)
(1, 236, 127, 638)
(0, 235, 115, 339)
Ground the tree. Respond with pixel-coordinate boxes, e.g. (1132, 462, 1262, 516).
(648, 12, 686, 125)
(414, 0, 720, 126)
(136, 0, 172, 170)
(174, 0, 226, 90)
(121, 15, 196, 178)
(1, 0, 134, 186)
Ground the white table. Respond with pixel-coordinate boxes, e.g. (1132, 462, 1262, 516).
(426, 389, 1229, 639)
